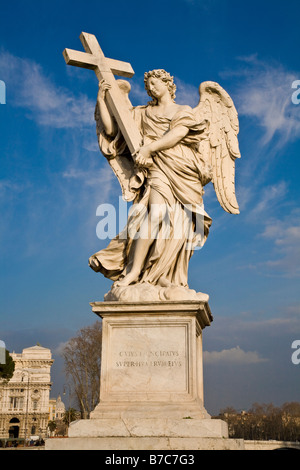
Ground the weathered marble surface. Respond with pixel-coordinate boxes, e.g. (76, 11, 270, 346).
(49, 33, 244, 452)
(104, 284, 209, 302)
(45, 300, 245, 450)
(90, 301, 211, 417)
(46, 436, 245, 450)
(64, 34, 241, 294)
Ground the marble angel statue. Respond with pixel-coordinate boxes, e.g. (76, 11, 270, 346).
(89, 70, 241, 302)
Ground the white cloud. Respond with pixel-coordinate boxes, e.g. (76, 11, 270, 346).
(222, 55, 300, 147)
(0, 50, 95, 128)
(53, 341, 69, 355)
(0, 179, 27, 193)
(62, 164, 114, 193)
(259, 214, 300, 278)
(203, 346, 268, 364)
(248, 181, 287, 218)
(61, 163, 118, 230)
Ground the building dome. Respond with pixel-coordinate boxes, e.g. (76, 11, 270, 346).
(56, 395, 66, 413)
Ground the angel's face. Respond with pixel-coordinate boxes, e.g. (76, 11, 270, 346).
(146, 77, 169, 100)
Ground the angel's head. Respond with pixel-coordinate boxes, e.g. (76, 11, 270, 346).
(144, 69, 176, 105)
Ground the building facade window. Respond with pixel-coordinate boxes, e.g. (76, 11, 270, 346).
(0, 345, 53, 440)
(9, 397, 24, 410)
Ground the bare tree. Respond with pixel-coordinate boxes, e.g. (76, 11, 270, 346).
(61, 321, 102, 418)
(217, 402, 300, 441)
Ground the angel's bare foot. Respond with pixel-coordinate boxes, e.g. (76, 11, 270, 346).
(114, 269, 140, 287)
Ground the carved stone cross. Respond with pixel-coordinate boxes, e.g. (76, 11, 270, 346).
(63, 32, 142, 155)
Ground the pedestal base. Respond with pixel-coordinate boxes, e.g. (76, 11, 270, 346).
(68, 417, 228, 439)
(90, 300, 212, 420)
(46, 436, 244, 450)
(46, 300, 244, 450)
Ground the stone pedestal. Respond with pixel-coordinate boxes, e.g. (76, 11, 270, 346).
(46, 301, 244, 450)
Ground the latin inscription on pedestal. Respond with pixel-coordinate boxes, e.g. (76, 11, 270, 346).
(111, 325, 187, 392)
(100, 316, 197, 403)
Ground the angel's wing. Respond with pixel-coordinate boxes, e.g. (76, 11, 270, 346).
(95, 80, 144, 202)
(194, 81, 241, 214)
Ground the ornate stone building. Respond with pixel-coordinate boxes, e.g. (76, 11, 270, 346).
(49, 395, 66, 421)
(0, 345, 53, 441)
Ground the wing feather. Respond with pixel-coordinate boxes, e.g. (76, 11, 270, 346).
(194, 81, 241, 214)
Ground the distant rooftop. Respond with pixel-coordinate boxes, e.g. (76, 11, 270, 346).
(11, 344, 52, 359)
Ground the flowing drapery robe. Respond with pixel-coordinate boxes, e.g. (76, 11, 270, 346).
(91, 104, 212, 287)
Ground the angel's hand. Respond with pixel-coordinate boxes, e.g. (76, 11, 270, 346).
(98, 79, 111, 100)
(134, 145, 153, 168)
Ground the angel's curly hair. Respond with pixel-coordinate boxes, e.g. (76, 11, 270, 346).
(144, 69, 176, 105)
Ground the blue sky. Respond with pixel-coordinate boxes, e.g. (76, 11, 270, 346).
(0, 0, 300, 415)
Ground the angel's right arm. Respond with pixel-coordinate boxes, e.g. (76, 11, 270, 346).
(97, 80, 118, 137)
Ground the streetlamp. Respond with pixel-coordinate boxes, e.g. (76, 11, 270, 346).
(22, 370, 30, 447)
(63, 385, 71, 429)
